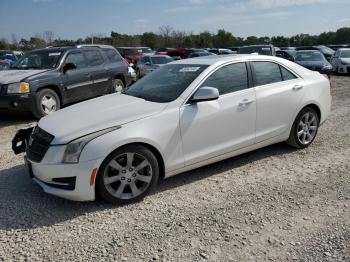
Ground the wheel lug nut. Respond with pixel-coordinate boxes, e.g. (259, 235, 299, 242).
(122, 170, 126, 173)
(127, 179, 131, 182)
(121, 177, 125, 180)
(132, 174, 136, 177)
(129, 168, 133, 171)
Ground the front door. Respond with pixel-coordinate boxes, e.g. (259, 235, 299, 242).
(61, 50, 92, 103)
(180, 62, 256, 166)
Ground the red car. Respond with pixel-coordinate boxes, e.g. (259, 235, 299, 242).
(116, 47, 144, 65)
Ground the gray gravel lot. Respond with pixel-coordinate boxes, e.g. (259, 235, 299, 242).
(0, 76, 349, 262)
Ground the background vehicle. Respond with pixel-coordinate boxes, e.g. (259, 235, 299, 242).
(330, 48, 350, 74)
(116, 47, 144, 65)
(280, 47, 296, 50)
(17, 55, 331, 204)
(137, 55, 173, 77)
(0, 50, 20, 70)
(237, 45, 276, 56)
(140, 47, 154, 55)
(327, 44, 348, 51)
(276, 50, 296, 61)
(0, 45, 131, 118)
(294, 50, 332, 74)
(187, 52, 215, 58)
(207, 48, 236, 55)
(296, 45, 334, 61)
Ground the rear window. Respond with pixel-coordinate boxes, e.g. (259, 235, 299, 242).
(102, 48, 122, 62)
(253, 61, 297, 86)
(84, 49, 104, 66)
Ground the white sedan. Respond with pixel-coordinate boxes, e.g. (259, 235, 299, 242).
(21, 55, 331, 203)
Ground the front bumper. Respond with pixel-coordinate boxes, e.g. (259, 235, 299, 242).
(0, 93, 34, 111)
(26, 147, 103, 202)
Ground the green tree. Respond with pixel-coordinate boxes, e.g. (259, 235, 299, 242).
(140, 32, 158, 49)
(213, 29, 235, 48)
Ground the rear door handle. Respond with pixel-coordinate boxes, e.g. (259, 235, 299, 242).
(239, 99, 255, 107)
(292, 84, 304, 91)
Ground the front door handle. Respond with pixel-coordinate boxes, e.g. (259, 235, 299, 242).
(292, 84, 304, 91)
(238, 99, 255, 107)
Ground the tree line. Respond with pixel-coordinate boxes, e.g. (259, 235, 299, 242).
(1, 26, 350, 51)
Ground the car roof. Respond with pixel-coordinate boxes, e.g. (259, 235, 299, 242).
(77, 44, 115, 49)
(296, 50, 321, 53)
(171, 54, 274, 65)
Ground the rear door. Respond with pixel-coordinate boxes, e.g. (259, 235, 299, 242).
(84, 49, 111, 97)
(61, 50, 92, 102)
(251, 60, 305, 143)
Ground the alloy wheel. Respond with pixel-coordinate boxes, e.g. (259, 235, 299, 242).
(41, 95, 57, 114)
(296, 111, 318, 145)
(103, 152, 153, 200)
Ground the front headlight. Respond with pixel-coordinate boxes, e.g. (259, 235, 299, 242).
(322, 65, 332, 70)
(62, 126, 121, 163)
(7, 82, 30, 94)
(341, 59, 349, 65)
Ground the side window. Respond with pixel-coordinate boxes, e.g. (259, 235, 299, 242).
(84, 49, 104, 66)
(280, 66, 297, 81)
(201, 63, 248, 95)
(64, 52, 87, 69)
(253, 61, 282, 86)
(102, 48, 122, 62)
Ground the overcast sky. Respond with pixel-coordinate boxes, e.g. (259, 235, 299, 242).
(1, 0, 350, 40)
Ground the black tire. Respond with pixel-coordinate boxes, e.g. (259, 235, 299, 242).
(96, 144, 159, 204)
(286, 107, 320, 149)
(111, 78, 125, 93)
(32, 88, 61, 119)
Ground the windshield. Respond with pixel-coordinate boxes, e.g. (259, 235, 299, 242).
(295, 52, 325, 62)
(238, 46, 272, 55)
(340, 50, 350, 58)
(125, 49, 142, 55)
(12, 50, 62, 69)
(0, 51, 16, 61)
(317, 46, 335, 55)
(124, 64, 208, 103)
(150, 56, 173, 64)
(142, 48, 153, 53)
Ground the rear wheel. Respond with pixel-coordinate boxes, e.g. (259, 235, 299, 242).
(96, 145, 159, 204)
(287, 107, 319, 149)
(32, 88, 60, 119)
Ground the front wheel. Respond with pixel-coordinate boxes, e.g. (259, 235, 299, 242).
(112, 78, 125, 93)
(32, 89, 61, 119)
(96, 145, 159, 204)
(287, 107, 320, 149)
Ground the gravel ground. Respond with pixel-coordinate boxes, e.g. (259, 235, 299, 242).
(0, 76, 349, 262)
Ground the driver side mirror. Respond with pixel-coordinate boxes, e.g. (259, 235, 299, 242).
(63, 63, 77, 73)
(189, 86, 219, 103)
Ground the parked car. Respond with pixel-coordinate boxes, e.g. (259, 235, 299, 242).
(294, 50, 332, 74)
(0, 50, 20, 70)
(295, 45, 334, 62)
(116, 47, 144, 65)
(280, 47, 296, 50)
(237, 45, 276, 56)
(0, 45, 132, 118)
(13, 55, 331, 204)
(330, 48, 350, 74)
(207, 48, 236, 55)
(187, 52, 215, 58)
(327, 44, 348, 51)
(276, 50, 296, 61)
(228, 47, 240, 53)
(140, 47, 154, 55)
(137, 55, 173, 77)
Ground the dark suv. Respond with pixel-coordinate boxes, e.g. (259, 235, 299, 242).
(0, 45, 132, 118)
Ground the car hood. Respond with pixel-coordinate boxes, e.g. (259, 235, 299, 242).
(38, 94, 168, 144)
(341, 58, 350, 63)
(295, 61, 329, 67)
(0, 69, 49, 84)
